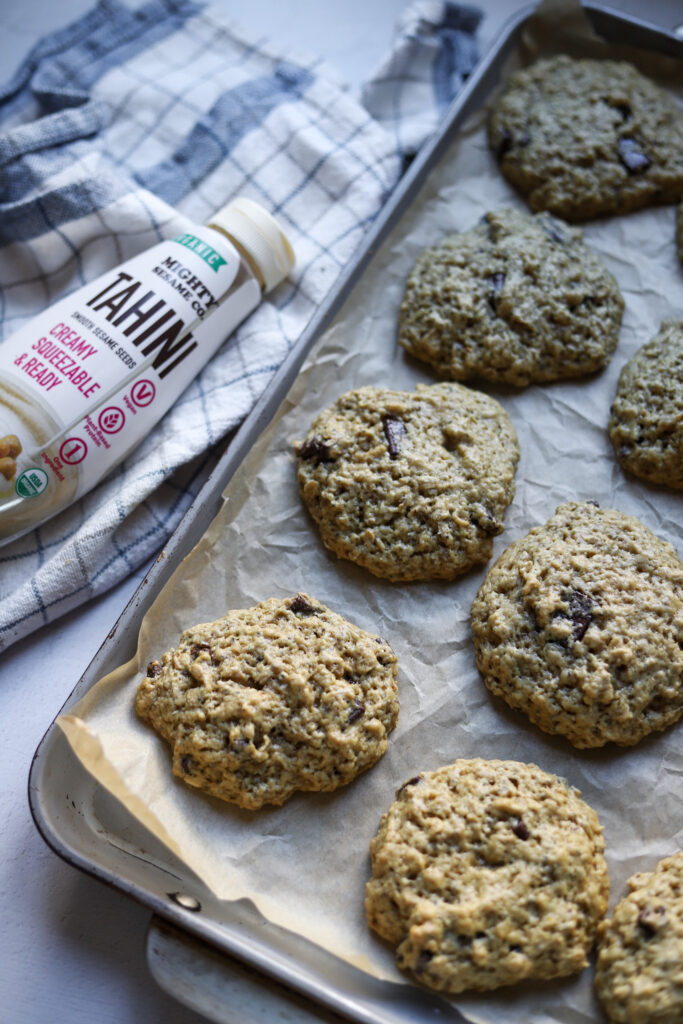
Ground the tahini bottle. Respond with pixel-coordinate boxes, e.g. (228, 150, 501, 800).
(0, 198, 294, 546)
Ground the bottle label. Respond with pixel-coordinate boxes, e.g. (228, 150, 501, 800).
(0, 226, 261, 540)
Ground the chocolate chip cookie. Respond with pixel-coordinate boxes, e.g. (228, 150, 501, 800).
(398, 208, 623, 386)
(295, 383, 519, 582)
(471, 501, 683, 749)
(135, 594, 399, 809)
(609, 321, 683, 490)
(365, 758, 608, 994)
(595, 851, 683, 1023)
(489, 56, 683, 221)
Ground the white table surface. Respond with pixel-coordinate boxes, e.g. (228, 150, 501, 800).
(1, 1, 680, 1022)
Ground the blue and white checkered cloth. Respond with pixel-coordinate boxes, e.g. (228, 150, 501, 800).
(0, 0, 480, 652)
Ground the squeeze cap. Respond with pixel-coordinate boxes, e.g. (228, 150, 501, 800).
(207, 198, 294, 293)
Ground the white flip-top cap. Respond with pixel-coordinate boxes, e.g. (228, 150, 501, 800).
(207, 197, 294, 293)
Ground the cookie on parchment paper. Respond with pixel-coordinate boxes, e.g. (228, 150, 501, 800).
(489, 56, 683, 221)
(135, 594, 399, 809)
(595, 850, 683, 1024)
(398, 207, 623, 386)
(295, 382, 519, 582)
(365, 758, 608, 994)
(471, 501, 683, 749)
(609, 320, 683, 490)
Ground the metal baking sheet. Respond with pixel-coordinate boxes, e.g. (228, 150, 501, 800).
(29, 5, 683, 1023)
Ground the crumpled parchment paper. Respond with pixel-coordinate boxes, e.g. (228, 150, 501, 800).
(57, 2, 683, 1020)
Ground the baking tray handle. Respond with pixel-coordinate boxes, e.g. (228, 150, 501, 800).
(146, 916, 351, 1024)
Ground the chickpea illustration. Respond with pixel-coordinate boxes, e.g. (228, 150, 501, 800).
(0, 434, 22, 481)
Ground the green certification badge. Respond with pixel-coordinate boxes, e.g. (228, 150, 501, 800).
(15, 468, 49, 498)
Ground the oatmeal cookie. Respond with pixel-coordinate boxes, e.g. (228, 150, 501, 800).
(135, 594, 399, 809)
(295, 382, 519, 582)
(398, 208, 623, 386)
(609, 321, 683, 490)
(365, 758, 608, 994)
(489, 56, 683, 220)
(471, 501, 683, 749)
(595, 851, 683, 1023)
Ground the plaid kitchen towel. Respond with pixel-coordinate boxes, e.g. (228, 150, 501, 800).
(0, 0, 480, 652)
